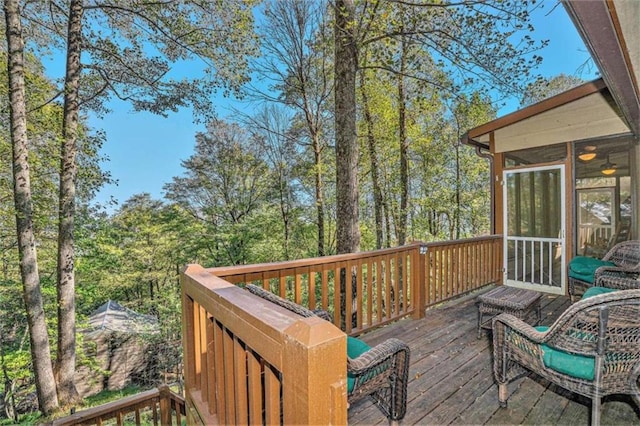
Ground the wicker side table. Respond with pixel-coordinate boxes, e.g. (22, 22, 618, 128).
(477, 286, 542, 339)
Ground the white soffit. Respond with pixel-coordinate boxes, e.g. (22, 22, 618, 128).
(492, 91, 630, 153)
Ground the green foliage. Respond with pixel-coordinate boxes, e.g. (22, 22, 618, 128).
(0, 412, 42, 426)
(83, 385, 142, 407)
(22, 1, 260, 122)
(356, 63, 496, 246)
(165, 121, 276, 265)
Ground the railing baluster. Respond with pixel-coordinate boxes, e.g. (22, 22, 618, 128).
(366, 259, 373, 328)
(356, 258, 364, 330)
(345, 263, 353, 333)
(376, 258, 383, 323)
(309, 269, 317, 310)
(246, 350, 262, 425)
(206, 316, 216, 414)
(264, 365, 281, 425)
(213, 321, 226, 423)
(321, 268, 329, 312)
(199, 305, 208, 405)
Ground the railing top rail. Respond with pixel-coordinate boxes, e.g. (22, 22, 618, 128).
(207, 243, 422, 277)
(182, 264, 344, 368)
(208, 236, 502, 278)
(423, 234, 502, 248)
(50, 386, 184, 426)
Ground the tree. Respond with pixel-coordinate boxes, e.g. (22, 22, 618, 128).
(252, 0, 333, 256)
(447, 93, 496, 239)
(359, 66, 386, 249)
(0, 43, 109, 414)
(15, 0, 259, 404)
(332, 0, 546, 252)
(520, 73, 586, 106)
(245, 106, 300, 260)
(165, 121, 270, 266)
(334, 0, 360, 254)
(73, 196, 196, 389)
(55, 0, 82, 403)
(3, 0, 59, 414)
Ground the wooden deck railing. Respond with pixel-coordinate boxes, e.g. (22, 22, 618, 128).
(179, 235, 501, 424)
(208, 235, 502, 335)
(181, 265, 347, 425)
(53, 236, 502, 426)
(208, 244, 421, 334)
(422, 235, 502, 308)
(51, 385, 185, 426)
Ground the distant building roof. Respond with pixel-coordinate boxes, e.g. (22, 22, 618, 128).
(87, 300, 158, 334)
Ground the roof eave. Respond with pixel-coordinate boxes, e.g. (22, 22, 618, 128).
(464, 78, 607, 145)
(563, 0, 640, 137)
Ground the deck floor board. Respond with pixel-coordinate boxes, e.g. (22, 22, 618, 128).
(348, 286, 640, 425)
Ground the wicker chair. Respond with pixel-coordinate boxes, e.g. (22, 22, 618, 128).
(245, 284, 410, 424)
(568, 240, 640, 302)
(594, 274, 640, 291)
(492, 289, 640, 426)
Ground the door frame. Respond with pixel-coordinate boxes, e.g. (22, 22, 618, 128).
(502, 164, 566, 295)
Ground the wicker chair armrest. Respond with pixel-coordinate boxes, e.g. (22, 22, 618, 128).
(492, 313, 547, 343)
(602, 240, 640, 268)
(594, 265, 640, 281)
(348, 338, 409, 375)
(595, 274, 640, 290)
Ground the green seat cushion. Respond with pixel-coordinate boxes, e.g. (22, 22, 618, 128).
(582, 286, 618, 299)
(347, 336, 371, 393)
(534, 326, 595, 380)
(568, 257, 616, 284)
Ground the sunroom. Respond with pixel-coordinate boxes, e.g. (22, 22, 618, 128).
(462, 77, 638, 297)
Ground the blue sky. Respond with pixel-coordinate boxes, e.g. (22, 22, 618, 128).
(74, 2, 598, 210)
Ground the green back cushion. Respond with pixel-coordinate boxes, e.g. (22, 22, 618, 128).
(535, 326, 595, 380)
(347, 336, 371, 393)
(568, 256, 616, 284)
(582, 286, 618, 299)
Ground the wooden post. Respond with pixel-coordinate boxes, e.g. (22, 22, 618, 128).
(159, 385, 171, 426)
(412, 244, 427, 319)
(493, 149, 505, 286)
(181, 265, 199, 402)
(281, 317, 347, 425)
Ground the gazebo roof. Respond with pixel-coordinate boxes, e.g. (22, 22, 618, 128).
(87, 300, 158, 334)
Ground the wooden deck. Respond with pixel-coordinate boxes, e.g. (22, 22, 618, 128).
(348, 286, 640, 425)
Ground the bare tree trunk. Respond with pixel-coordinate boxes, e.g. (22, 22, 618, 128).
(313, 139, 326, 256)
(359, 71, 384, 249)
(55, 0, 82, 404)
(4, 0, 59, 415)
(397, 28, 409, 246)
(454, 140, 461, 240)
(334, 0, 359, 254)
(383, 197, 392, 248)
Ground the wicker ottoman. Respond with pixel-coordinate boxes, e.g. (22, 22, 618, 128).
(477, 286, 541, 339)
